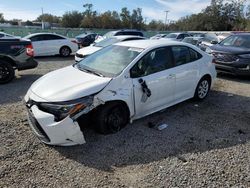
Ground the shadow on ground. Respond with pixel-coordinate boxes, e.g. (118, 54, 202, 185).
(0, 74, 42, 104)
(55, 90, 250, 171)
(217, 72, 250, 84)
(35, 55, 75, 62)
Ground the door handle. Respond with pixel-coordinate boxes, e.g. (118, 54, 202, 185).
(167, 74, 175, 79)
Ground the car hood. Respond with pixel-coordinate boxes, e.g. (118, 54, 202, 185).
(30, 66, 111, 102)
(210, 44, 250, 55)
(77, 46, 102, 56)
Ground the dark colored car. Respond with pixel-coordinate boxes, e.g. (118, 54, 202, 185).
(0, 39, 38, 84)
(208, 33, 250, 76)
(75, 33, 98, 48)
(103, 30, 144, 38)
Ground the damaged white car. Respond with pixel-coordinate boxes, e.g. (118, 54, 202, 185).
(25, 40, 216, 146)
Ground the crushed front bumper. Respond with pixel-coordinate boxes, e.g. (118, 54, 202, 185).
(26, 105, 86, 146)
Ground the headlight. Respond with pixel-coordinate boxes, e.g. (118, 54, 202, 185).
(38, 96, 93, 122)
(238, 54, 250, 58)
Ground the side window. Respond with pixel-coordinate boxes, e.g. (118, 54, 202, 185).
(30, 35, 43, 42)
(0, 34, 4, 38)
(172, 46, 191, 66)
(189, 48, 202, 61)
(45, 35, 64, 40)
(130, 47, 173, 78)
(177, 34, 184, 39)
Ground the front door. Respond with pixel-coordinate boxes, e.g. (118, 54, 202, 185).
(130, 47, 176, 118)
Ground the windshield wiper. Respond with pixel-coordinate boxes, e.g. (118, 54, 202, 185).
(77, 65, 104, 77)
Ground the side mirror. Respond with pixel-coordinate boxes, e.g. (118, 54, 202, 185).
(211, 40, 218, 45)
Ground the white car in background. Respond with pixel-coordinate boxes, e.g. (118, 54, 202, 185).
(75, 35, 145, 62)
(24, 33, 78, 57)
(0, 32, 20, 40)
(25, 40, 216, 146)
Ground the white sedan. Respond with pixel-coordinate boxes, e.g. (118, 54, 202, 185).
(75, 35, 145, 62)
(24, 33, 78, 57)
(25, 40, 216, 146)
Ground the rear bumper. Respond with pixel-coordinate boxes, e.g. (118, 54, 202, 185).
(16, 58, 38, 71)
(215, 63, 250, 76)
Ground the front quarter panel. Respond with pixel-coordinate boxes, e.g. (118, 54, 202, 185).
(94, 75, 135, 118)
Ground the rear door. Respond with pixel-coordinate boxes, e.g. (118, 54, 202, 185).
(130, 47, 175, 118)
(170, 46, 202, 101)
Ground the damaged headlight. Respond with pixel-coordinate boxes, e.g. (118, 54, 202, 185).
(38, 96, 94, 122)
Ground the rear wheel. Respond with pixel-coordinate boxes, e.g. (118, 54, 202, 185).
(194, 77, 211, 100)
(60, 46, 71, 57)
(0, 60, 15, 84)
(94, 102, 129, 134)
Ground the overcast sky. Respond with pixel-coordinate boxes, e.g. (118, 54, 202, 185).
(0, 0, 211, 22)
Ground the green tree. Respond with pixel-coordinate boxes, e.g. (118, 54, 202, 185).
(131, 8, 144, 29)
(120, 7, 131, 28)
(61, 11, 83, 28)
(0, 13, 4, 23)
(36, 13, 61, 23)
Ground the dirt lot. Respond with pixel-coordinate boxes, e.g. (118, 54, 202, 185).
(0, 56, 250, 188)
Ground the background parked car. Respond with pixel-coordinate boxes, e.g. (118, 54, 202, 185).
(150, 34, 167, 40)
(162, 32, 190, 41)
(207, 33, 250, 76)
(0, 39, 37, 84)
(95, 29, 144, 43)
(75, 33, 98, 48)
(0, 32, 20, 41)
(196, 33, 220, 51)
(24, 33, 78, 57)
(75, 35, 145, 62)
(182, 37, 203, 46)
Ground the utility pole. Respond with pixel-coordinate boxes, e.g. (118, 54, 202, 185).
(41, 7, 44, 30)
(164, 10, 169, 30)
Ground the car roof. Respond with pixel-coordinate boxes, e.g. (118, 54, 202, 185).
(111, 35, 145, 40)
(115, 39, 188, 49)
(24, 33, 66, 38)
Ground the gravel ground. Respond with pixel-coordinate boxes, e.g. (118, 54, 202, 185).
(0, 56, 250, 188)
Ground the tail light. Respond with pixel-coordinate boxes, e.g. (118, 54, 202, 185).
(26, 44, 34, 57)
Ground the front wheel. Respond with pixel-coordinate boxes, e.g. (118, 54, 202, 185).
(0, 60, 15, 84)
(60, 46, 71, 57)
(93, 102, 129, 135)
(194, 77, 211, 100)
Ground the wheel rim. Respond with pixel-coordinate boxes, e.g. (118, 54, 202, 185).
(198, 80, 209, 99)
(105, 106, 124, 133)
(0, 65, 10, 81)
(61, 48, 70, 56)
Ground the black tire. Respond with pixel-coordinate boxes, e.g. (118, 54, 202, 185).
(59, 46, 71, 57)
(93, 102, 129, 135)
(194, 76, 211, 100)
(0, 60, 15, 84)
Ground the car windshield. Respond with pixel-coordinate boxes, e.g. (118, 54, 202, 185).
(166, 33, 177, 38)
(220, 35, 250, 48)
(103, 31, 116, 38)
(182, 38, 195, 44)
(76, 45, 143, 77)
(94, 38, 120, 47)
